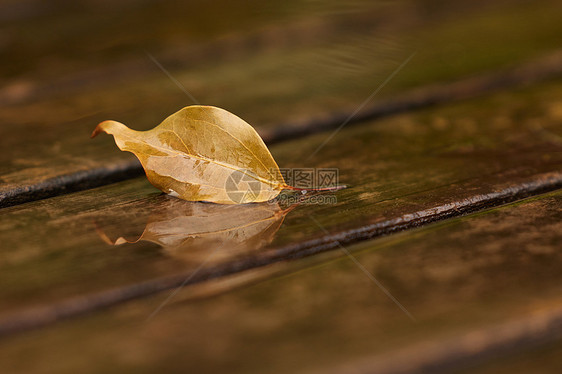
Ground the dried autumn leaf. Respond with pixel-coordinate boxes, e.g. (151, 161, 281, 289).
(92, 106, 289, 204)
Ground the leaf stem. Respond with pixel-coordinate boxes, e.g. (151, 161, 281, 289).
(284, 184, 347, 192)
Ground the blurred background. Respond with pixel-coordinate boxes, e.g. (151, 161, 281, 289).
(2, 0, 562, 125)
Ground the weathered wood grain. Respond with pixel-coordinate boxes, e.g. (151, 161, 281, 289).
(1, 190, 561, 373)
(0, 79, 561, 334)
(2, 0, 562, 207)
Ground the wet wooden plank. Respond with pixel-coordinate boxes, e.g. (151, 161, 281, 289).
(2, 0, 562, 206)
(0, 78, 561, 332)
(0, 189, 561, 373)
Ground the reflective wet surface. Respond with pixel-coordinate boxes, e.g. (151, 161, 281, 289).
(2, 190, 562, 373)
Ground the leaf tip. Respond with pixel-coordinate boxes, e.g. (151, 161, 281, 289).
(91, 120, 125, 139)
(91, 122, 106, 139)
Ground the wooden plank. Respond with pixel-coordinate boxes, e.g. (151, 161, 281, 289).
(0, 78, 561, 333)
(3, 0, 562, 207)
(0, 190, 561, 373)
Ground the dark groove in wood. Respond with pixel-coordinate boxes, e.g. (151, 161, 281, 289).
(1, 172, 560, 338)
(0, 160, 143, 208)
(2, 50, 562, 208)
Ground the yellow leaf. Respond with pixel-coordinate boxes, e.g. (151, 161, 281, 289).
(92, 106, 288, 204)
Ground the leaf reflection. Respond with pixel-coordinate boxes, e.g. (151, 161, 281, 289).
(95, 195, 295, 262)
